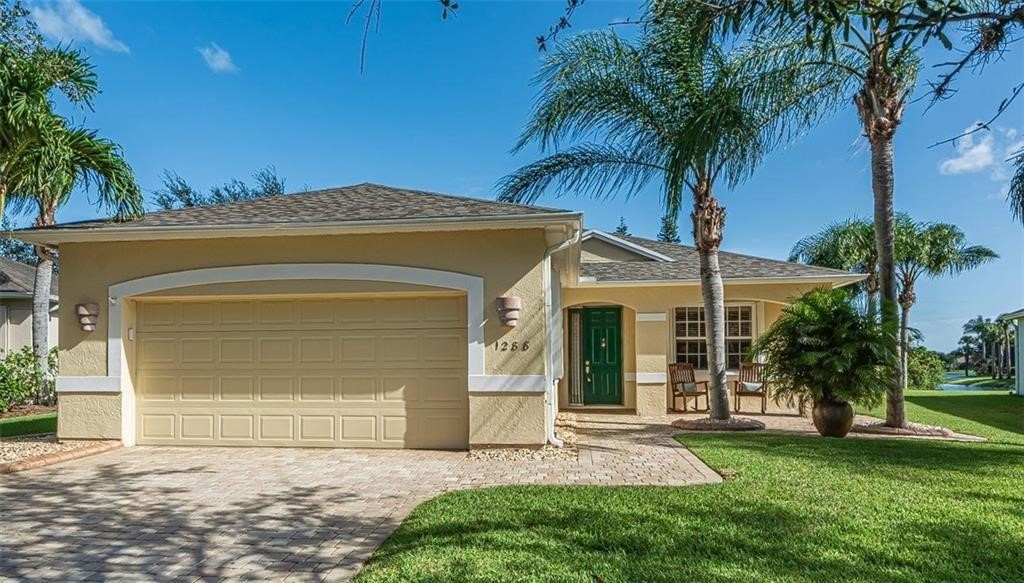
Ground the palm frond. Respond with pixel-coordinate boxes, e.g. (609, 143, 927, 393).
(1009, 149, 1023, 225)
(496, 143, 666, 205)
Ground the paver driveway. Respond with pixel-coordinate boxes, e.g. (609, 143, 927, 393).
(0, 414, 718, 582)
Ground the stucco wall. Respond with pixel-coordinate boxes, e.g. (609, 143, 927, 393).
(57, 229, 551, 378)
(581, 238, 653, 263)
(58, 393, 120, 439)
(468, 393, 545, 446)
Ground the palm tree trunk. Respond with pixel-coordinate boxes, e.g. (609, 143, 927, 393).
(692, 180, 730, 420)
(32, 246, 54, 404)
(899, 303, 910, 391)
(870, 132, 904, 426)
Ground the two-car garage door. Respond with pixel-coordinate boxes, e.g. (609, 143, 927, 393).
(134, 294, 468, 449)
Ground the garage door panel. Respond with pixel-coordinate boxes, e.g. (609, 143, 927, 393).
(136, 295, 468, 448)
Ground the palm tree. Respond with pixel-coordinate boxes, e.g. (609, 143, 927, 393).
(7, 116, 141, 397)
(708, 1, 926, 427)
(0, 38, 97, 214)
(893, 216, 996, 390)
(789, 218, 878, 314)
(496, 13, 847, 420)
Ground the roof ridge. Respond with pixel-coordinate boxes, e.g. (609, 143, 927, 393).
(623, 234, 854, 276)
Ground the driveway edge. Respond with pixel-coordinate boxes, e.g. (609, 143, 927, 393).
(0, 440, 121, 475)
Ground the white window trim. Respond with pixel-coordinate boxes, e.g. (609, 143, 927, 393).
(670, 302, 760, 371)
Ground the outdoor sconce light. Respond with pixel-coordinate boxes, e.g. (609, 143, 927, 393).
(496, 296, 522, 327)
(76, 303, 100, 332)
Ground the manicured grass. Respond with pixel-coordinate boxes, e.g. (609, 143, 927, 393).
(0, 412, 57, 438)
(944, 375, 1015, 389)
(358, 435, 1024, 582)
(861, 389, 1024, 445)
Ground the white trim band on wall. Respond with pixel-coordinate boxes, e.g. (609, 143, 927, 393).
(636, 312, 667, 322)
(635, 372, 666, 384)
(56, 376, 121, 393)
(469, 375, 546, 393)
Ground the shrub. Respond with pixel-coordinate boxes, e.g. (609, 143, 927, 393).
(751, 287, 896, 409)
(907, 347, 946, 391)
(0, 347, 58, 413)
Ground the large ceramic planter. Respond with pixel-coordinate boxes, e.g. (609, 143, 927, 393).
(811, 400, 854, 437)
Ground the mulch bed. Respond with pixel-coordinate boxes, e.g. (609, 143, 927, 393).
(671, 417, 765, 431)
(0, 404, 56, 419)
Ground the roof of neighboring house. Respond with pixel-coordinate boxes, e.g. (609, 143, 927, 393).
(997, 308, 1024, 322)
(24, 183, 575, 232)
(0, 257, 58, 296)
(580, 234, 860, 283)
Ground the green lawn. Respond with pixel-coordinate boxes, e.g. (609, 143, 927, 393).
(0, 412, 57, 438)
(944, 375, 1015, 390)
(358, 392, 1024, 582)
(861, 389, 1024, 444)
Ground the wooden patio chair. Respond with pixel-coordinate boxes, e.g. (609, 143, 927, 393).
(669, 362, 709, 412)
(733, 362, 768, 414)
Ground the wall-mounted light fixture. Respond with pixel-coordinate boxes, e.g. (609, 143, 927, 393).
(76, 303, 100, 332)
(496, 296, 522, 327)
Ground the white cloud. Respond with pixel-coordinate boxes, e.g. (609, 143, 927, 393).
(938, 129, 994, 175)
(938, 125, 1023, 203)
(198, 42, 238, 74)
(30, 0, 128, 53)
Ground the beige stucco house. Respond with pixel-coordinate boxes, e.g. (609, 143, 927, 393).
(17, 184, 861, 449)
(0, 257, 58, 354)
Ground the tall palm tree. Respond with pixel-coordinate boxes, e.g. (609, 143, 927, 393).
(1, 40, 97, 214)
(705, 0, 926, 427)
(893, 216, 996, 389)
(789, 218, 878, 314)
(496, 13, 848, 420)
(7, 115, 141, 395)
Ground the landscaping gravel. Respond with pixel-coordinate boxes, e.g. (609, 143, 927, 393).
(467, 412, 579, 461)
(0, 435, 93, 465)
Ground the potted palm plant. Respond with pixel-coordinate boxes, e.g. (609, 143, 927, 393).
(751, 288, 895, 437)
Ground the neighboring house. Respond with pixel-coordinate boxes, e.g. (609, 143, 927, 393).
(996, 309, 1022, 396)
(17, 184, 862, 448)
(0, 257, 58, 354)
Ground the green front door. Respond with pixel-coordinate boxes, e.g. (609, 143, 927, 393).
(581, 306, 623, 405)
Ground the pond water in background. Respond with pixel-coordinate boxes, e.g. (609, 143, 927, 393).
(936, 384, 991, 391)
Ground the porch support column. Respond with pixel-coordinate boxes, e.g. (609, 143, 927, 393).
(635, 312, 669, 417)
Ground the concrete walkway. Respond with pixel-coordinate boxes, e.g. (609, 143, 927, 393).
(0, 414, 717, 582)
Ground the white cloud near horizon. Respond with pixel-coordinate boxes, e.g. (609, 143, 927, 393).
(198, 42, 239, 74)
(938, 129, 995, 175)
(30, 0, 128, 53)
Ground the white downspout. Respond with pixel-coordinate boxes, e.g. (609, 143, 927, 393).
(544, 229, 580, 447)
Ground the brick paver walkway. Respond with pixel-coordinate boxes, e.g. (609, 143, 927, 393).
(0, 414, 717, 582)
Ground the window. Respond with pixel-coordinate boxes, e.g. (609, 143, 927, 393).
(675, 305, 754, 370)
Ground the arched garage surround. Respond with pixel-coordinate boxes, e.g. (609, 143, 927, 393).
(92, 264, 485, 446)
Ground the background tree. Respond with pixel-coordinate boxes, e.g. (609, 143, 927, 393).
(893, 215, 996, 389)
(612, 217, 630, 237)
(154, 166, 286, 210)
(657, 211, 681, 243)
(789, 218, 878, 313)
(497, 10, 848, 421)
(1, 1, 98, 215)
(0, 217, 38, 265)
(7, 118, 141, 397)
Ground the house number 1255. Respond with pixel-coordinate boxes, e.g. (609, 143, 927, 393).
(495, 341, 530, 352)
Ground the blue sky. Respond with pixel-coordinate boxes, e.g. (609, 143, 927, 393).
(22, 0, 1024, 352)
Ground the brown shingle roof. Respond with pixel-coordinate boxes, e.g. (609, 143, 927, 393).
(34, 183, 573, 231)
(581, 234, 858, 282)
(0, 257, 58, 296)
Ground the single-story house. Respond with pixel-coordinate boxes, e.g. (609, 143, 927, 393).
(996, 308, 1022, 396)
(0, 257, 58, 354)
(17, 184, 862, 449)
